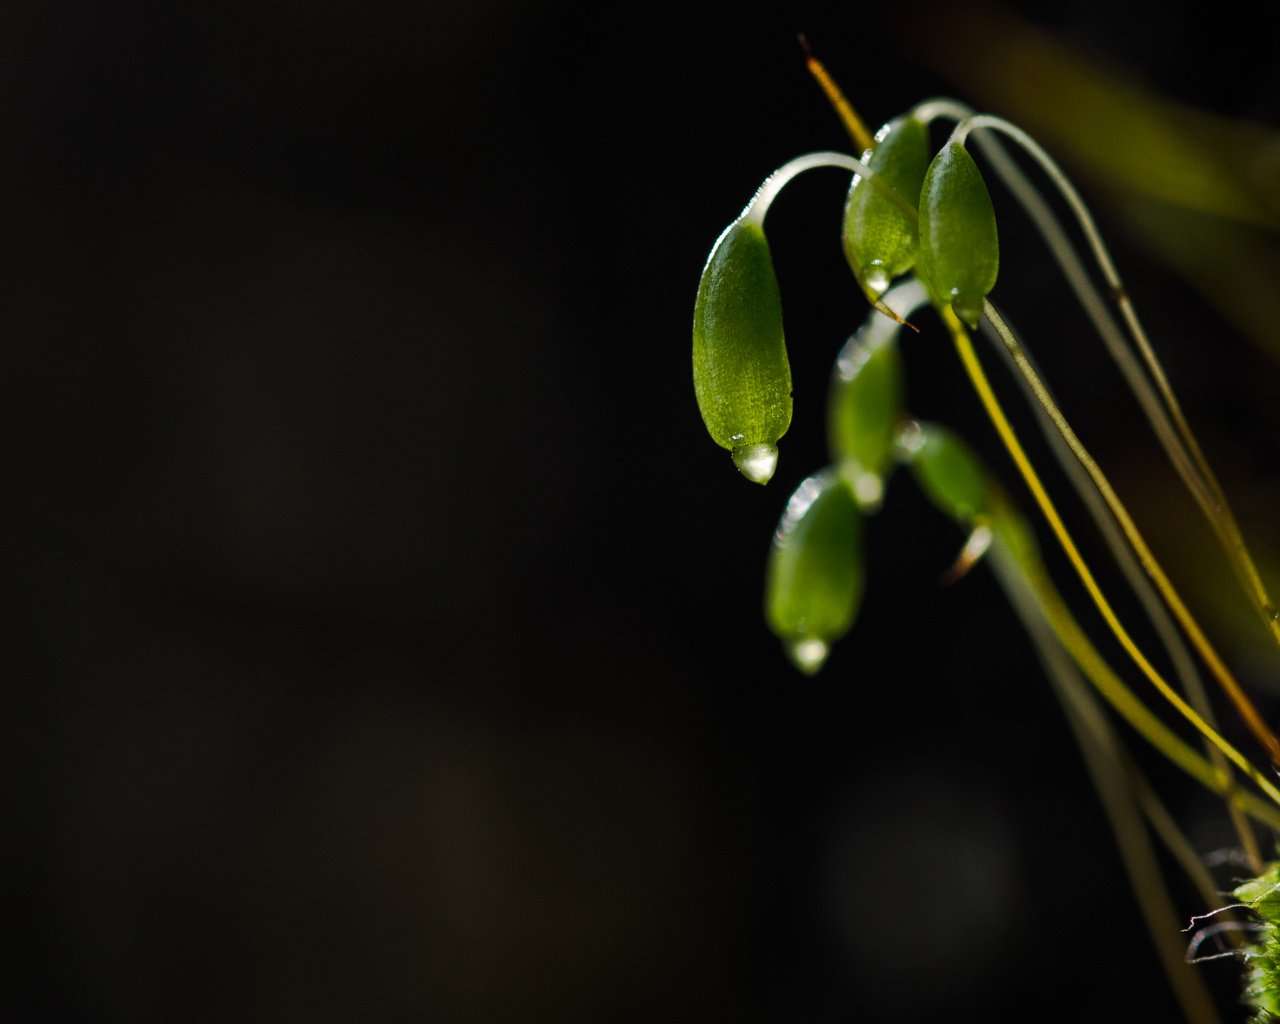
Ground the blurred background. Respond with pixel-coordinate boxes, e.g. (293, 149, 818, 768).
(7, 0, 1280, 1020)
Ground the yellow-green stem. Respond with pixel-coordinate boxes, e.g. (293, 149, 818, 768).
(993, 499, 1280, 831)
(947, 310, 1280, 805)
(996, 543, 1224, 1023)
(980, 300, 1280, 769)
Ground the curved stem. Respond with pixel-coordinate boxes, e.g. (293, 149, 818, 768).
(742, 150, 921, 228)
(980, 300, 1280, 769)
(914, 96, 1272, 855)
(989, 494, 1280, 831)
(741, 151, 868, 225)
(953, 112, 1280, 646)
(910, 96, 976, 126)
(981, 305, 1262, 871)
(994, 539, 1226, 1024)
(946, 309, 1280, 799)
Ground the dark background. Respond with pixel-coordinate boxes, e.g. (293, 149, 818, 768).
(8, 1, 1280, 1020)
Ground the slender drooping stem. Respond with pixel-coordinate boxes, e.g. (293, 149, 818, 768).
(985, 491, 1280, 830)
(952, 112, 1280, 648)
(913, 100, 1219, 524)
(743, 150, 924, 329)
(979, 300, 1280, 770)
(777, 120, 1280, 779)
(946, 308, 1280, 802)
(741, 151, 874, 226)
(992, 536, 1225, 1024)
(914, 96, 1265, 859)
(804, 64, 1280, 815)
(982, 305, 1263, 871)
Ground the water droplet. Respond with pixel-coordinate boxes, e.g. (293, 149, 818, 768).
(788, 637, 829, 675)
(861, 263, 890, 297)
(852, 471, 883, 511)
(894, 419, 925, 458)
(733, 443, 778, 484)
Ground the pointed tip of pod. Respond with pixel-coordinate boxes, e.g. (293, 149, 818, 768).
(952, 293, 984, 329)
(787, 637, 830, 675)
(733, 443, 779, 484)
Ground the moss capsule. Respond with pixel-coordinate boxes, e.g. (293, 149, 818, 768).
(692, 216, 792, 484)
(827, 313, 906, 511)
(841, 115, 930, 301)
(918, 140, 999, 329)
(765, 470, 864, 674)
(897, 420, 991, 524)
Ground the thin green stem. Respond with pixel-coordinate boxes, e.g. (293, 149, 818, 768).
(912, 97, 1271, 857)
(992, 537, 1224, 1024)
(988, 494, 1280, 831)
(980, 300, 1280, 769)
(947, 310, 1280, 800)
(981, 304, 1263, 872)
(742, 151, 869, 225)
(953, 112, 1280, 647)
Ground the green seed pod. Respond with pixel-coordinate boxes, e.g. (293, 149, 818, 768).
(841, 115, 930, 301)
(918, 140, 999, 329)
(765, 470, 864, 675)
(827, 311, 906, 511)
(897, 420, 991, 524)
(692, 215, 792, 484)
